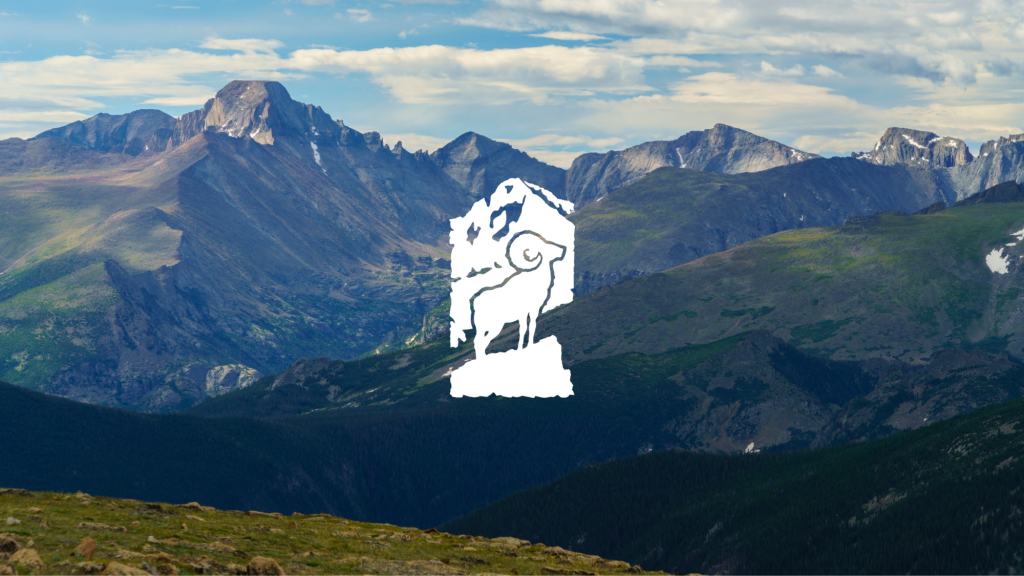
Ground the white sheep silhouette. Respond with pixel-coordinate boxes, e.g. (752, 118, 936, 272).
(470, 231, 567, 359)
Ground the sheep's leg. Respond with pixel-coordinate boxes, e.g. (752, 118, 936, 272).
(529, 309, 540, 345)
(476, 330, 491, 360)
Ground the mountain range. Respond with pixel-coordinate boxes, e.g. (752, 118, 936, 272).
(4, 79, 1024, 411)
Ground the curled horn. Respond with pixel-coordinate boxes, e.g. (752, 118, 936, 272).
(506, 231, 548, 272)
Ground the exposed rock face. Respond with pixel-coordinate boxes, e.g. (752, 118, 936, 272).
(944, 135, 1024, 198)
(175, 80, 344, 147)
(952, 180, 1024, 207)
(430, 132, 567, 201)
(852, 128, 1024, 201)
(852, 127, 973, 168)
(566, 124, 819, 207)
(32, 110, 179, 155)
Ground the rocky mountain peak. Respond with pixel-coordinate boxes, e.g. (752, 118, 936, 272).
(979, 133, 1024, 158)
(566, 124, 819, 207)
(853, 127, 973, 168)
(433, 132, 512, 162)
(191, 80, 340, 146)
(431, 131, 567, 201)
(672, 123, 819, 173)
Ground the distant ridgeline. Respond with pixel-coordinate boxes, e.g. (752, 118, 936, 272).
(4, 77, 1024, 409)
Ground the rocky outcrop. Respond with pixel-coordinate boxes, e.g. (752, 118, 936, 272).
(944, 135, 1024, 199)
(952, 180, 1024, 207)
(566, 124, 819, 207)
(174, 80, 344, 148)
(430, 132, 567, 201)
(852, 127, 973, 168)
(247, 557, 286, 576)
(853, 128, 1024, 201)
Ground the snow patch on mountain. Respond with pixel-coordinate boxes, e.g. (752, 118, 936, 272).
(987, 249, 1010, 274)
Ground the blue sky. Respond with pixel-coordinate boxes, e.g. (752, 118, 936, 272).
(2, 0, 1024, 167)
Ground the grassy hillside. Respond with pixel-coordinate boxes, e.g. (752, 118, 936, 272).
(444, 396, 1024, 574)
(570, 161, 951, 294)
(542, 202, 1024, 365)
(0, 488, 648, 575)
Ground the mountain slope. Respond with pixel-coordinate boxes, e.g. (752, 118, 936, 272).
(569, 160, 953, 294)
(0, 81, 482, 409)
(566, 124, 820, 207)
(443, 396, 1024, 574)
(533, 199, 1024, 366)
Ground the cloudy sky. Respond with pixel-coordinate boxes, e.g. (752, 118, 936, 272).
(2, 0, 1023, 167)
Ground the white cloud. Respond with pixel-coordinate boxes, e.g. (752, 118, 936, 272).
(5, 27, 1024, 157)
(760, 61, 805, 76)
(301, 0, 335, 5)
(458, 0, 1024, 86)
(575, 71, 1024, 155)
(0, 39, 657, 141)
(493, 133, 625, 167)
(399, 29, 418, 39)
(76, 13, 91, 24)
(529, 31, 609, 41)
(812, 64, 842, 78)
(0, 110, 91, 123)
(289, 44, 652, 104)
(142, 95, 215, 106)
(200, 38, 285, 54)
(348, 8, 373, 23)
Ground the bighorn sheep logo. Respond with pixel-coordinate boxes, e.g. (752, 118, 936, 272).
(448, 178, 574, 398)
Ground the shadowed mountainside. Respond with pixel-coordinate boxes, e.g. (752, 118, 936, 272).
(6, 325, 1024, 529)
(443, 396, 1024, 574)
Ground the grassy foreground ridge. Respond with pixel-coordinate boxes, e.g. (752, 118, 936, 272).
(0, 489, 649, 576)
